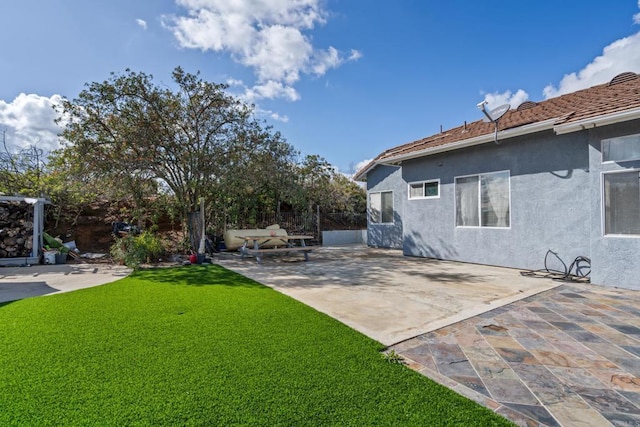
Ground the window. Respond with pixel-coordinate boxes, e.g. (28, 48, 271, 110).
(455, 171, 510, 228)
(603, 171, 640, 235)
(602, 134, 640, 163)
(370, 191, 394, 224)
(408, 180, 440, 199)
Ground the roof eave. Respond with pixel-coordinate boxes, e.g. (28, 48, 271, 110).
(353, 162, 399, 182)
(554, 107, 640, 135)
(379, 119, 557, 165)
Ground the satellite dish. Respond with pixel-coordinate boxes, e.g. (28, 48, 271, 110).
(482, 104, 510, 123)
(476, 101, 511, 145)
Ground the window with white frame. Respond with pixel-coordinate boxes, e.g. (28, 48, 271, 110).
(370, 191, 394, 224)
(602, 134, 640, 163)
(455, 171, 510, 228)
(408, 179, 440, 199)
(603, 170, 640, 236)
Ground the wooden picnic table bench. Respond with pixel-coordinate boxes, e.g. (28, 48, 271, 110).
(238, 234, 314, 263)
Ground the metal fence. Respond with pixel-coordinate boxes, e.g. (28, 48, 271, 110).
(223, 210, 366, 245)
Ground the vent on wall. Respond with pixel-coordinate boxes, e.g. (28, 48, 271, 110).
(516, 101, 537, 111)
(609, 72, 638, 86)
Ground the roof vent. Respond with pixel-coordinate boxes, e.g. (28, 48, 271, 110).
(609, 72, 638, 86)
(516, 101, 537, 111)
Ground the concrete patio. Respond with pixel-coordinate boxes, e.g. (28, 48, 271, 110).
(217, 245, 560, 346)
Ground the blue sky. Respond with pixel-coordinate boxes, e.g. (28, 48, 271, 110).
(1, 1, 640, 174)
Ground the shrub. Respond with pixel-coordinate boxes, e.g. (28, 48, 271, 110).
(110, 231, 164, 269)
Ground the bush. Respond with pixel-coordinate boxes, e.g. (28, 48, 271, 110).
(110, 231, 164, 269)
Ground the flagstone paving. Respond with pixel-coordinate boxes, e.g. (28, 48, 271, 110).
(391, 283, 640, 426)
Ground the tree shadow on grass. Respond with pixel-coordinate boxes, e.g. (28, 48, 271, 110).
(132, 265, 268, 289)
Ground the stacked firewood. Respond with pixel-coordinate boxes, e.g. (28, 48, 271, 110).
(0, 201, 34, 258)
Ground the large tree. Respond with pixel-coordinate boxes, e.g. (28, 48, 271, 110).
(56, 67, 293, 226)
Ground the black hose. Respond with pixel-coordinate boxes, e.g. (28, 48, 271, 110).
(520, 250, 591, 282)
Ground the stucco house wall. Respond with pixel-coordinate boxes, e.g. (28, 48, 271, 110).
(401, 130, 592, 271)
(366, 165, 403, 249)
(588, 120, 640, 289)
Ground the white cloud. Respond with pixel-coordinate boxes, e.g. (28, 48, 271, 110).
(268, 111, 289, 122)
(354, 158, 373, 174)
(481, 89, 529, 110)
(0, 94, 64, 153)
(543, 31, 640, 99)
(245, 80, 300, 102)
(136, 18, 148, 30)
(635, 0, 640, 24)
(163, 0, 360, 102)
(348, 49, 363, 61)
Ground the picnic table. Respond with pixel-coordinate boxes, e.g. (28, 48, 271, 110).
(238, 234, 313, 263)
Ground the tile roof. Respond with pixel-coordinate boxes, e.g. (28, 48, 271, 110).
(355, 72, 640, 180)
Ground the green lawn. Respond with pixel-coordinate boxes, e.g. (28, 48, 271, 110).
(0, 266, 512, 426)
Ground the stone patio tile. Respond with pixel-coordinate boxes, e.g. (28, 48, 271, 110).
(546, 366, 610, 388)
(532, 309, 569, 323)
(547, 338, 590, 356)
(608, 373, 640, 393)
(618, 390, 640, 406)
(535, 327, 576, 345)
(494, 347, 540, 364)
(483, 377, 540, 405)
(572, 354, 619, 370)
(601, 412, 640, 427)
(510, 363, 584, 406)
(459, 341, 504, 363)
(587, 369, 636, 391)
(530, 349, 579, 367)
(549, 321, 584, 331)
(513, 334, 553, 351)
(402, 351, 437, 372)
(500, 403, 559, 426)
(449, 381, 502, 410)
(579, 308, 610, 318)
(483, 334, 526, 350)
(581, 341, 635, 361)
(606, 323, 640, 336)
(453, 327, 486, 347)
(448, 375, 490, 397)
(477, 323, 510, 337)
(605, 357, 640, 376)
(494, 405, 547, 427)
(472, 359, 518, 381)
(545, 402, 612, 427)
(563, 329, 609, 343)
(574, 387, 640, 415)
(430, 343, 478, 377)
(614, 304, 640, 317)
(508, 307, 546, 322)
(581, 324, 640, 346)
(521, 319, 556, 331)
(621, 345, 640, 358)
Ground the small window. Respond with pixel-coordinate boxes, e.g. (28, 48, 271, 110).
(455, 171, 510, 228)
(408, 180, 440, 199)
(603, 170, 640, 236)
(602, 134, 640, 163)
(370, 191, 394, 224)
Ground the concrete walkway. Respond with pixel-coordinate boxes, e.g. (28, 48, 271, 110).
(0, 263, 131, 303)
